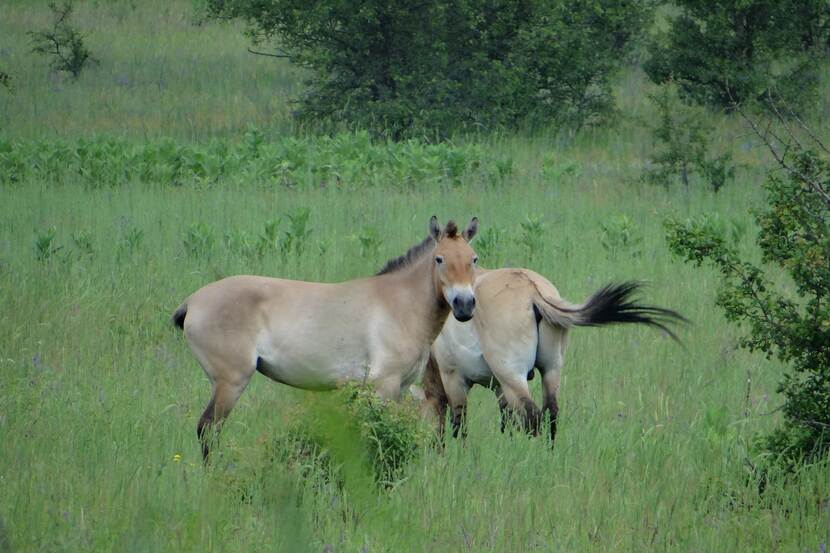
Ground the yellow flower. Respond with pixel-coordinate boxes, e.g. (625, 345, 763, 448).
(173, 454, 182, 462)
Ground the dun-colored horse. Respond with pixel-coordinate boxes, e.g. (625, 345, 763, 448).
(173, 216, 479, 460)
(421, 268, 684, 442)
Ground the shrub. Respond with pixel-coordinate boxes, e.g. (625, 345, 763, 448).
(29, 2, 96, 80)
(644, 0, 828, 111)
(209, 0, 653, 138)
(279, 383, 431, 489)
(665, 113, 830, 472)
(0, 69, 11, 91)
(645, 84, 734, 192)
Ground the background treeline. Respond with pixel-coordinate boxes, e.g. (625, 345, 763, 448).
(205, 0, 830, 138)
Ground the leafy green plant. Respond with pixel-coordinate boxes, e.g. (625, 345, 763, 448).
(600, 215, 642, 259)
(665, 114, 830, 472)
(517, 215, 546, 262)
(29, 1, 96, 80)
(0, 69, 11, 92)
(34, 227, 62, 262)
(220, 231, 252, 260)
(117, 224, 144, 259)
(0, 133, 512, 189)
(357, 226, 383, 259)
(540, 156, 581, 183)
(256, 218, 281, 260)
(280, 383, 431, 488)
(282, 207, 311, 257)
(646, 85, 735, 193)
(183, 222, 216, 259)
(71, 229, 94, 257)
(474, 227, 506, 265)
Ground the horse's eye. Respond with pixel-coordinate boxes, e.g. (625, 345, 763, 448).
(435, 256, 444, 265)
(472, 256, 478, 265)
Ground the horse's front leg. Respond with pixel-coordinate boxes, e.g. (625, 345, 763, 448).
(439, 368, 471, 439)
(420, 352, 450, 437)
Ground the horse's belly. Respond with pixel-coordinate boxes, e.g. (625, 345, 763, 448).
(256, 341, 370, 391)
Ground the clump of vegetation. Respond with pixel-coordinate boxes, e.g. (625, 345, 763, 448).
(517, 215, 546, 262)
(665, 111, 830, 473)
(34, 227, 62, 262)
(0, 69, 12, 91)
(275, 384, 431, 490)
(646, 85, 734, 193)
(600, 215, 642, 259)
(0, 133, 511, 188)
(183, 222, 216, 259)
(29, 1, 96, 80)
(645, 0, 827, 110)
(208, 0, 652, 138)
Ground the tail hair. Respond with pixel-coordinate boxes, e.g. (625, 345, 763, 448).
(532, 281, 687, 342)
(172, 303, 187, 330)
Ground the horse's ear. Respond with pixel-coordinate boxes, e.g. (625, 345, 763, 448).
(429, 215, 441, 240)
(462, 217, 478, 242)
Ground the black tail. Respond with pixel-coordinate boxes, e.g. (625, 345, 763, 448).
(533, 281, 687, 342)
(172, 303, 187, 330)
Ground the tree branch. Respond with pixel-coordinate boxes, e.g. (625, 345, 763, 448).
(247, 47, 291, 59)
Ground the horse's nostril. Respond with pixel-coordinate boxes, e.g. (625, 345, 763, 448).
(470, 297, 476, 308)
(452, 297, 460, 308)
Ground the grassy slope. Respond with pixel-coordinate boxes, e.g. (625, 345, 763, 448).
(1, 2, 828, 552)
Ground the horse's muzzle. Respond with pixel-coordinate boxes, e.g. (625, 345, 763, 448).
(451, 295, 476, 322)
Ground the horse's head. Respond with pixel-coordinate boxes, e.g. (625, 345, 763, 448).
(429, 216, 479, 322)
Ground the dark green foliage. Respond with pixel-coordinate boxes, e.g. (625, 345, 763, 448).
(665, 137, 830, 471)
(646, 85, 734, 192)
(645, 0, 829, 110)
(280, 384, 431, 488)
(0, 69, 11, 91)
(208, 0, 652, 138)
(29, 2, 96, 79)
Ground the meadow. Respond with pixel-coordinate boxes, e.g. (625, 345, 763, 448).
(1, 1, 829, 552)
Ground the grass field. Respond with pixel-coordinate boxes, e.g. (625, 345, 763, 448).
(1, 2, 829, 552)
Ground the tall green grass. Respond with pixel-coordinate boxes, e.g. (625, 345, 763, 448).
(2, 1, 829, 551)
(2, 147, 828, 551)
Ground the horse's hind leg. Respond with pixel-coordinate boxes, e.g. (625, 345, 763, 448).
(537, 324, 567, 444)
(492, 372, 541, 436)
(197, 377, 252, 462)
(193, 346, 257, 462)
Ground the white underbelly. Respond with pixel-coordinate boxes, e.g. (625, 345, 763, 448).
(255, 337, 370, 391)
(433, 318, 494, 385)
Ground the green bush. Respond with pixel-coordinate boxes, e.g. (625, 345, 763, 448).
(209, 0, 652, 138)
(278, 384, 431, 489)
(665, 126, 830, 472)
(645, 0, 828, 110)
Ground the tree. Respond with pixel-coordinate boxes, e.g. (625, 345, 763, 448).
(665, 106, 830, 471)
(208, 0, 653, 139)
(645, 0, 829, 110)
(29, 1, 96, 80)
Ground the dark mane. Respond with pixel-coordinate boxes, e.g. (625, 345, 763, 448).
(376, 236, 435, 275)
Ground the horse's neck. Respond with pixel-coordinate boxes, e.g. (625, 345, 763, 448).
(387, 256, 450, 343)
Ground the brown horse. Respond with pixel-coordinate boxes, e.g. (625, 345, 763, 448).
(422, 268, 685, 442)
(173, 216, 479, 460)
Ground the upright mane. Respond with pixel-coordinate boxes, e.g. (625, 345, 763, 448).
(376, 236, 435, 275)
